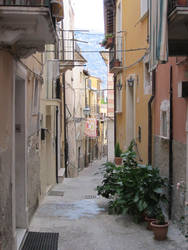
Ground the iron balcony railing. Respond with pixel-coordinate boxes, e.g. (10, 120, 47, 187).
(0, 0, 50, 7)
(168, 0, 188, 14)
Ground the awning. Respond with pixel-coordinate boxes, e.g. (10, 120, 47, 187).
(149, 0, 168, 71)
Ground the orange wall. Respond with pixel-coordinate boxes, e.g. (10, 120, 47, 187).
(155, 57, 188, 144)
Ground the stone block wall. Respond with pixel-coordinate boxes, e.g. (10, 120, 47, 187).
(27, 134, 40, 222)
(154, 136, 186, 231)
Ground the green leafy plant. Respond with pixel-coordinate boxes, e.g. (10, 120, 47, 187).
(121, 140, 137, 167)
(155, 210, 166, 225)
(97, 162, 122, 199)
(115, 142, 122, 157)
(106, 33, 114, 38)
(101, 38, 107, 46)
(97, 142, 168, 223)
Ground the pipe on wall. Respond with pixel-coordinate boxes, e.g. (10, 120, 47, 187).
(63, 73, 68, 177)
(148, 69, 156, 165)
(169, 65, 173, 219)
(114, 75, 117, 147)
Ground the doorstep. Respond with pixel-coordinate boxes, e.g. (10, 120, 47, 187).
(16, 228, 26, 250)
(58, 168, 65, 183)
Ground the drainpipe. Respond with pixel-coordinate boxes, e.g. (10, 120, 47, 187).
(169, 65, 173, 219)
(63, 73, 68, 177)
(148, 69, 156, 165)
(114, 75, 117, 146)
(56, 106, 59, 184)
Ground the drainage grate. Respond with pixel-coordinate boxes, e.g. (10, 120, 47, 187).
(84, 195, 97, 199)
(21, 232, 59, 250)
(48, 190, 64, 197)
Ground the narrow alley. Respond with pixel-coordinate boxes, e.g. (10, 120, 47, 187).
(28, 158, 187, 250)
(2, 0, 188, 249)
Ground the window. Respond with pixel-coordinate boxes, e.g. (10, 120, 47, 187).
(160, 100, 170, 139)
(32, 78, 39, 114)
(162, 111, 167, 138)
(140, 0, 148, 18)
(116, 1, 122, 62)
(144, 62, 152, 95)
(116, 79, 122, 113)
(88, 79, 92, 89)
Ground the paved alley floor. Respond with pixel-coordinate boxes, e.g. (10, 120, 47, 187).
(29, 158, 188, 250)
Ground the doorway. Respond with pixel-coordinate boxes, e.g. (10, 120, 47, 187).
(126, 76, 135, 146)
(15, 76, 27, 249)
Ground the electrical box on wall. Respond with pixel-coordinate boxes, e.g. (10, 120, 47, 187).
(178, 81, 188, 98)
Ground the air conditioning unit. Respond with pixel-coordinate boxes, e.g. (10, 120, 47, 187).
(178, 81, 188, 98)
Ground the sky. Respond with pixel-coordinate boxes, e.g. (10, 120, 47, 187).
(71, 0, 104, 33)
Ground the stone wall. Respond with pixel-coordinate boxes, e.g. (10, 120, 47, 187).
(0, 52, 14, 250)
(154, 136, 186, 230)
(27, 134, 41, 222)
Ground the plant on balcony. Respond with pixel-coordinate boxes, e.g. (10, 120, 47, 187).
(113, 59, 121, 67)
(101, 38, 107, 47)
(101, 33, 114, 49)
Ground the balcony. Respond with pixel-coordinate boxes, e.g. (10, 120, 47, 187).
(168, 0, 188, 55)
(0, 0, 63, 57)
(109, 57, 123, 74)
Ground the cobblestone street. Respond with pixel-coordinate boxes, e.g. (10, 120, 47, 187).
(29, 158, 188, 250)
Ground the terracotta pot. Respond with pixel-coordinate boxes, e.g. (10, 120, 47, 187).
(178, 0, 188, 6)
(105, 37, 114, 49)
(144, 216, 157, 230)
(114, 157, 122, 165)
(150, 221, 169, 240)
(114, 60, 121, 67)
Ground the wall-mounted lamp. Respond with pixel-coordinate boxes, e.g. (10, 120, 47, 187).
(117, 80, 122, 91)
(83, 107, 91, 117)
(127, 76, 134, 87)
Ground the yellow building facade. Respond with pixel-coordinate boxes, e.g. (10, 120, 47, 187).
(104, 0, 151, 164)
(119, 0, 150, 163)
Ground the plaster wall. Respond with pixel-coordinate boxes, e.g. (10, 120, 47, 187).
(154, 57, 188, 230)
(0, 52, 15, 250)
(155, 58, 187, 144)
(116, 0, 150, 163)
(107, 120, 114, 162)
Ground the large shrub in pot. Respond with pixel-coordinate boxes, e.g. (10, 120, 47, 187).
(97, 142, 168, 223)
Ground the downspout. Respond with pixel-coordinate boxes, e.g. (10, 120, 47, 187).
(114, 75, 117, 146)
(169, 65, 173, 219)
(56, 107, 59, 183)
(148, 69, 156, 165)
(63, 73, 68, 177)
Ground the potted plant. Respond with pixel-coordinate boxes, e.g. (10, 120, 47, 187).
(114, 59, 121, 67)
(114, 143, 122, 165)
(105, 33, 114, 49)
(144, 206, 158, 230)
(150, 210, 169, 240)
(101, 38, 107, 47)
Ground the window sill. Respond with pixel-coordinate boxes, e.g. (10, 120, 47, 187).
(159, 136, 169, 141)
(116, 111, 122, 114)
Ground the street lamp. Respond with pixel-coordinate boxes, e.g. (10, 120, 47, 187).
(83, 107, 91, 117)
(117, 80, 122, 91)
(127, 76, 134, 87)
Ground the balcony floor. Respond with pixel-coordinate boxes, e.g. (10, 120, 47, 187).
(0, 6, 56, 57)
